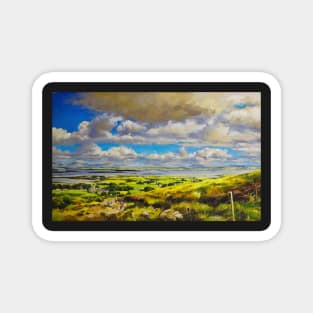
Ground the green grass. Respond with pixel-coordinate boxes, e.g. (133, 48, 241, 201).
(52, 170, 261, 222)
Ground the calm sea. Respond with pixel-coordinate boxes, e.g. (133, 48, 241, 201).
(52, 167, 259, 183)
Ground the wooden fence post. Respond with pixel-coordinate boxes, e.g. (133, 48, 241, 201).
(228, 191, 235, 221)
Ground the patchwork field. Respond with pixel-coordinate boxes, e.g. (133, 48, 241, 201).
(52, 170, 261, 222)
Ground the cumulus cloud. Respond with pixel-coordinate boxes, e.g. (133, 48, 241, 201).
(195, 148, 232, 160)
(73, 92, 260, 123)
(53, 143, 239, 167)
(52, 146, 72, 159)
(116, 120, 147, 135)
(105, 146, 138, 160)
(179, 146, 189, 159)
(87, 114, 121, 138)
(53, 113, 260, 147)
(74, 143, 137, 160)
(146, 118, 206, 139)
(53, 118, 148, 146)
(145, 147, 232, 165)
(75, 142, 105, 158)
(52, 128, 73, 145)
(233, 142, 261, 157)
(53, 92, 261, 166)
(192, 148, 231, 165)
(202, 121, 260, 146)
(52, 121, 90, 145)
(224, 105, 261, 130)
(204, 123, 231, 144)
(53, 117, 203, 145)
(146, 152, 179, 162)
(58, 91, 260, 146)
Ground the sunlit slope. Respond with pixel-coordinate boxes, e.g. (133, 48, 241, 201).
(127, 170, 260, 205)
(52, 170, 261, 222)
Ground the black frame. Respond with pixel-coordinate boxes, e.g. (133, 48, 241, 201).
(43, 82, 271, 231)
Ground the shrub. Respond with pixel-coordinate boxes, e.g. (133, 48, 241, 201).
(144, 186, 154, 192)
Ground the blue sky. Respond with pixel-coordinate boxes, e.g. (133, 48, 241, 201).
(52, 92, 99, 132)
(52, 92, 261, 167)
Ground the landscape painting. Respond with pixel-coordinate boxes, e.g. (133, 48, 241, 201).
(52, 92, 261, 222)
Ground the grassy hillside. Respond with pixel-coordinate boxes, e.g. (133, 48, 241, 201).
(52, 170, 261, 222)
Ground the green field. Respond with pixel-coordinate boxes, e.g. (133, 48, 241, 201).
(52, 170, 261, 222)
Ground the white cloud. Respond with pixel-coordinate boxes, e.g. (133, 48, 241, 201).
(52, 128, 72, 145)
(116, 120, 147, 135)
(224, 105, 261, 129)
(233, 142, 261, 157)
(87, 114, 121, 138)
(53, 143, 239, 167)
(142, 147, 233, 166)
(105, 146, 137, 160)
(73, 143, 138, 161)
(77, 121, 90, 135)
(146, 119, 206, 138)
(53, 92, 261, 152)
(73, 92, 260, 123)
(52, 121, 90, 145)
(75, 142, 105, 158)
(195, 147, 232, 160)
(53, 113, 260, 148)
(204, 123, 231, 144)
(52, 146, 72, 159)
(203, 121, 260, 146)
(193, 148, 233, 165)
(146, 152, 176, 161)
(179, 146, 189, 159)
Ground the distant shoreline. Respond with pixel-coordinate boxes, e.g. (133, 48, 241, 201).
(52, 166, 260, 183)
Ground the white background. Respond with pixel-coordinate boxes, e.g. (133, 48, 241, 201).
(0, 0, 310, 312)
